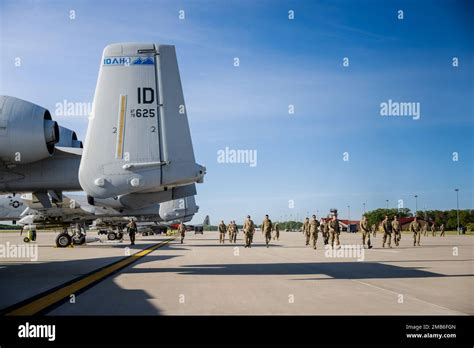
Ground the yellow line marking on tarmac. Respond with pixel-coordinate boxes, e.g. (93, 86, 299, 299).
(5, 238, 174, 316)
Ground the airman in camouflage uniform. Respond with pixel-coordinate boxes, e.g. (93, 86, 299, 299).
(273, 223, 280, 241)
(440, 224, 445, 237)
(328, 215, 340, 248)
(320, 219, 329, 245)
(371, 223, 377, 238)
(127, 219, 137, 245)
(409, 217, 422, 246)
(218, 220, 227, 244)
(232, 221, 238, 243)
(227, 221, 235, 243)
(262, 215, 273, 248)
(392, 216, 401, 247)
(422, 223, 428, 237)
(431, 223, 436, 237)
(178, 222, 186, 244)
(382, 215, 392, 248)
(302, 217, 310, 246)
(243, 215, 255, 248)
(379, 222, 384, 237)
(360, 215, 372, 249)
(309, 215, 320, 249)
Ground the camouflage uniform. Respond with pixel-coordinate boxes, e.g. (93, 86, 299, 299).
(371, 223, 377, 238)
(321, 220, 329, 245)
(440, 224, 445, 237)
(178, 223, 186, 244)
(262, 217, 273, 248)
(328, 217, 340, 248)
(302, 218, 310, 246)
(273, 223, 280, 240)
(378, 222, 384, 237)
(431, 224, 436, 237)
(243, 217, 255, 248)
(227, 222, 234, 243)
(422, 223, 428, 237)
(218, 221, 227, 244)
(231, 222, 238, 243)
(382, 217, 392, 248)
(127, 220, 137, 245)
(309, 217, 320, 249)
(409, 219, 422, 246)
(392, 217, 401, 247)
(360, 217, 372, 248)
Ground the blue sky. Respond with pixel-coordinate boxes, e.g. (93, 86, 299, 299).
(1, 0, 473, 224)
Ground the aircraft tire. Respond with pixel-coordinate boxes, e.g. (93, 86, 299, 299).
(56, 233, 72, 248)
(116, 232, 123, 240)
(73, 235, 86, 245)
(107, 232, 117, 240)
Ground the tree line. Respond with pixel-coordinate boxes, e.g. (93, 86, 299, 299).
(363, 208, 473, 230)
(205, 209, 474, 232)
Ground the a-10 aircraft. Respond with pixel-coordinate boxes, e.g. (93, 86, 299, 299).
(0, 42, 206, 246)
(0, 193, 200, 245)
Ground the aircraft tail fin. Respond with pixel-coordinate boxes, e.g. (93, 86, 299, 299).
(203, 215, 210, 226)
(79, 43, 205, 199)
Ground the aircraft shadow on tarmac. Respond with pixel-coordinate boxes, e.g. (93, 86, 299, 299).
(124, 260, 473, 280)
(47, 253, 181, 315)
(0, 254, 182, 315)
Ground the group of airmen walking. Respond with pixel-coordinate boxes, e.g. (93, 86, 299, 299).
(300, 212, 448, 250)
(219, 220, 239, 244)
(217, 215, 280, 248)
(179, 211, 448, 250)
(302, 214, 341, 249)
(367, 216, 446, 248)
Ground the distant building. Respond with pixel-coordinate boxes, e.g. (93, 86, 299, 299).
(321, 217, 360, 232)
(399, 217, 430, 231)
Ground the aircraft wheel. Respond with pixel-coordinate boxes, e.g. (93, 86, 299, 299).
(107, 232, 117, 240)
(116, 232, 123, 240)
(73, 235, 86, 245)
(142, 232, 148, 236)
(56, 233, 72, 248)
(23, 237, 30, 243)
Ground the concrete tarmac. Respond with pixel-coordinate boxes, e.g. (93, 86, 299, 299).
(0, 230, 472, 315)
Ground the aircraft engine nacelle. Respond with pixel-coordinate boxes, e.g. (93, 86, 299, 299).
(0, 96, 59, 164)
(57, 126, 83, 148)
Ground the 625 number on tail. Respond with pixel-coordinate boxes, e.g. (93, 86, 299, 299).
(131, 108, 155, 117)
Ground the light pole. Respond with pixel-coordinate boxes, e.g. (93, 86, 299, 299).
(386, 200, 389, 209)
(363, 202, 366, 214)
(347, 205, 351, 221)
(414, 195, 418, 215)
(455, 189, 460, 234)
